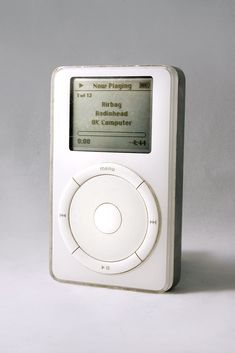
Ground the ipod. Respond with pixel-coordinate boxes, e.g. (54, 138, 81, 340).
(50, 65, 185, 293)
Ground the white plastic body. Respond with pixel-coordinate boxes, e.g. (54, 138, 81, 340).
(50, 65, 185, 293)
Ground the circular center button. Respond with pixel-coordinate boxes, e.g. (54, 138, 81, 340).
(94, 203, 122, 234)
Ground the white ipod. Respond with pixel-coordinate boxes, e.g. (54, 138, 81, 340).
(50, 65, 185, 293)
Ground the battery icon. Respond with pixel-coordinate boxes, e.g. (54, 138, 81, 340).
(139, 81, 151, 89)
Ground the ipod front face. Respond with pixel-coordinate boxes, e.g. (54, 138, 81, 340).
(50, 66, 185, 292)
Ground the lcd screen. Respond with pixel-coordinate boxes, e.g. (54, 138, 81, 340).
(70, 77, 152, 153)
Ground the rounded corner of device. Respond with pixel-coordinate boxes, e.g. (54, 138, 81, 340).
(164, 273, 181, 292)
(160, 65, 180, 79)
(51, 66, 66, 80)
(159, 282, 173, 293)
(49, 263, 63, 283)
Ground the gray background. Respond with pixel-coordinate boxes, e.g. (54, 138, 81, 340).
(0, 0, 234, 352)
